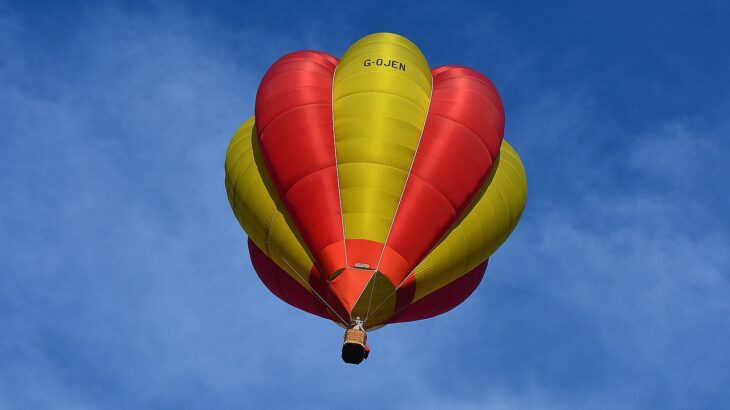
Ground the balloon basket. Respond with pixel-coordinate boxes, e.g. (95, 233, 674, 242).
(341, 328, 368, 365)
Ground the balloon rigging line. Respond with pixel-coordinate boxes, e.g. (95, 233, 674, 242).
(364, 268, 418, 324)
(372, 78, 434, 273)
(362, 273, 378, 325)
(364, 157, 507, 323)
(366, 155, 497, 323)
(366, 220, 475, 322)
(329, 63, 350, 299)
(281, 257, 350, 327)
(363, 76, 435, 323)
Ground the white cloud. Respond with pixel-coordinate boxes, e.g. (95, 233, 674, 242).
(2, 3, 729, 409)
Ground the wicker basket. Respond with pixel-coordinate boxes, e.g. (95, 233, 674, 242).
(343, 328, 367, 346)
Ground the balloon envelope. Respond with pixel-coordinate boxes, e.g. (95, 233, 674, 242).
(225, 33, 527, 328)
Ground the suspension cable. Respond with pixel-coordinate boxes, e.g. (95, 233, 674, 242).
(364, 269, 420, 326)
(362, 273, 379, 323)
(281, 257, 349, 327)
(363, 78, 435, 322)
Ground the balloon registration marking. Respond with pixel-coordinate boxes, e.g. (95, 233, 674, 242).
(363, 58, 406, 71)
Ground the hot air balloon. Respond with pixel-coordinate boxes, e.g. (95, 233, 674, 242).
(225, 33, 527, 364)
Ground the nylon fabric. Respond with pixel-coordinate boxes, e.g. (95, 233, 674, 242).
(248, 238, 330, 319)
(224, 118, 316, 288)
(409, 140, 527, 302)
(389, 261, 488, 323)
(374, 66, 505, 287)
(255, 50, 346, 278)
(333, 33, 433, 255)
(360, 141, 526, 326)
(225, 33, 528, 330)
(351, 272, 396, 325)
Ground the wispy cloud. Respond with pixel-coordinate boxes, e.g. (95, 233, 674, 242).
(1, 2, 729, 409)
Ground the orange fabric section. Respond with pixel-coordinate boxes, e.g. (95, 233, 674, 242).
(328, 268, 374, 314)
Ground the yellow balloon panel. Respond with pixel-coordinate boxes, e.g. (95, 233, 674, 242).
(335, 32, 432, 92)
(333, 32, 433, 244)
(224, 117, 315, 287)
(411, 140, 528, 301)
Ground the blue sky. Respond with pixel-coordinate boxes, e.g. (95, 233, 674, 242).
(2, 1, 729, 408)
